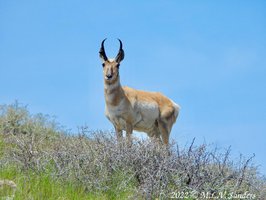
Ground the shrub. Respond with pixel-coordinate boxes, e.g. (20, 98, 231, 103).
(1, 103, 266, 199)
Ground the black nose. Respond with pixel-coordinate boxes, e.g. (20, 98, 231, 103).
(106, 74, 112, 79)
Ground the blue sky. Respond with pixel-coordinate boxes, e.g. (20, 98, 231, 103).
(1, 1, 266, 174)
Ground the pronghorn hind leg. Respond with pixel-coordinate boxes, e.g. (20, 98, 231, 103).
(159, 107, 177, 145)
(158, 119, 170, 145)
(148, 124, 162, 144)
(115, 127, 123, 142)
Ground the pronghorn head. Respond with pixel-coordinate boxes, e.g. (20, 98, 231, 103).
(99, 39, 124, 84)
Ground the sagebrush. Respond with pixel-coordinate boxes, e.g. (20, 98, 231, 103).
(0, 103, 265, 199)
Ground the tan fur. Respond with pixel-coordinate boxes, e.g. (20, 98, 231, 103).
(100, 41, 180, 145)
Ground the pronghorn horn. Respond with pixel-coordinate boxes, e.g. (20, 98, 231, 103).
(99, 38, 108, 61)
(115, 39, 124, 63)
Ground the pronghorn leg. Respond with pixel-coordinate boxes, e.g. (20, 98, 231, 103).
(115, 127, 122, 142)
(153, 134, 162, 144)
(148, 126, 162, 144)
(126, 123, 133, 146)
(158, 120, 170, 145)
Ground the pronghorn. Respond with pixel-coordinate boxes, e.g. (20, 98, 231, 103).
(99, 39, 180, 145)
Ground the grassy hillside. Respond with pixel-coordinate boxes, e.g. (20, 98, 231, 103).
(0, 102, 266, 199)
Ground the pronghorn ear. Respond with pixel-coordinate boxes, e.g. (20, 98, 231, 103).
(99, 38, 108, 62)
(115, 39, 124, 63)
(99, 54, 107, 63)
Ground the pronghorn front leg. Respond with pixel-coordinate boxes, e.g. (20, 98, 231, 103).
(126, 123, 133, 145)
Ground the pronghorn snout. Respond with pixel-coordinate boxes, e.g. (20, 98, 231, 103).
(105, 68, 113, 80)
(105, 74, 113, 80)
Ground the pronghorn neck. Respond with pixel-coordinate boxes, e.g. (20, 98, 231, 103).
(104, 76, 125, 106)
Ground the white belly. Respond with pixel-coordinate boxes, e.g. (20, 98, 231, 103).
(133, 101, 159, 131)
(105, 100, 159, 132)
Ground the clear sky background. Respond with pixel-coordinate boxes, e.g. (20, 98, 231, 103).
(1, 1, 265, 175)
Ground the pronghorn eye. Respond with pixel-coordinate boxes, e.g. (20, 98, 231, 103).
(117, 64, 120, 68)
(102, 63, 105, 67)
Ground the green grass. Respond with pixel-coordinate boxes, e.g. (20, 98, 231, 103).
(0, 166, 137, 200)
(2, 167, 73, 199)
(0, 166, 119, 200)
